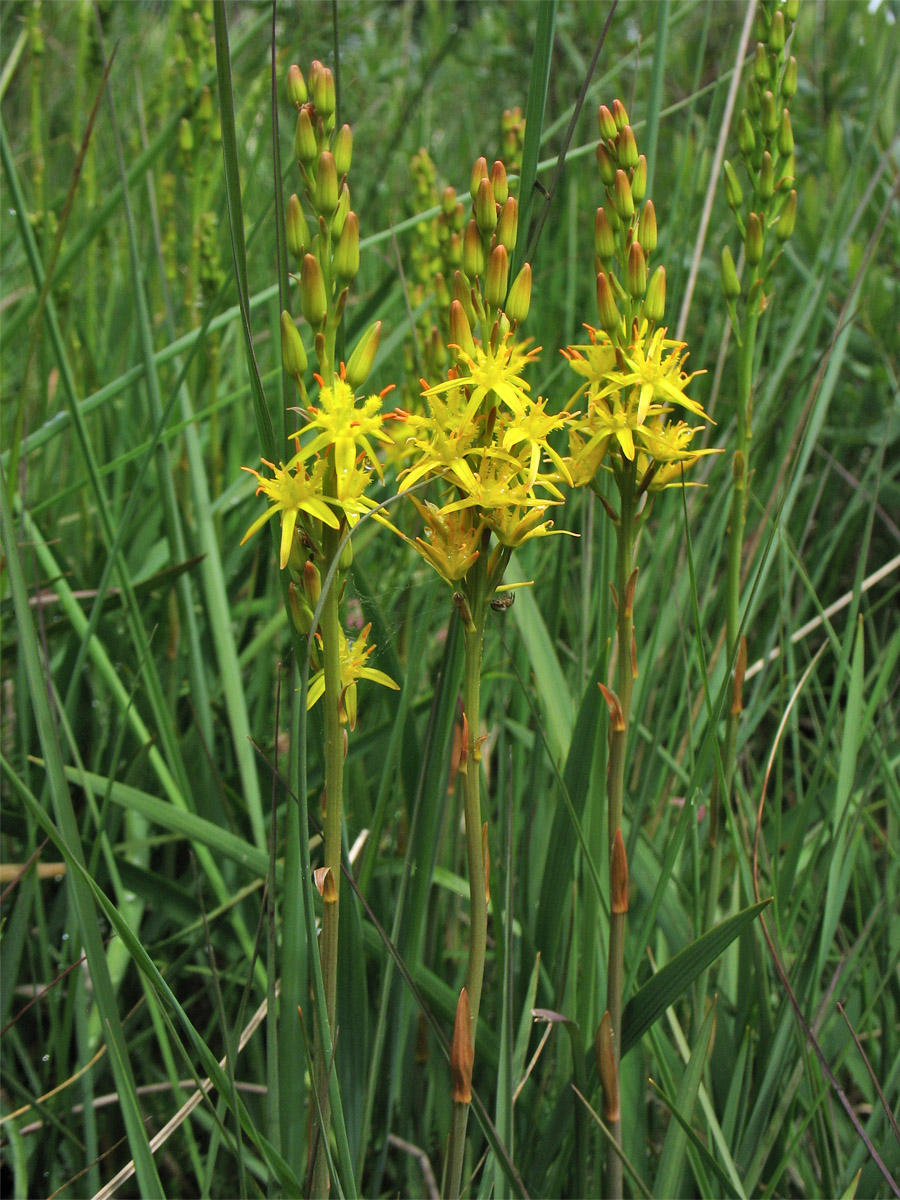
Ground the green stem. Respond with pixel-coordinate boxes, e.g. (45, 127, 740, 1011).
(312, 521, 345, 1197)
(444, 551, 490, 1200)
(605, 463, 637, 1200)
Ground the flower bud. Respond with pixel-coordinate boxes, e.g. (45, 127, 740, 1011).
(333, 123, 353, 176)
(754, 42, 769, 84)
(312, 62, 335, 120)
(760, 90, 778, 136)
(613, 169, 634, 221)
(626, 240, 647, 298)
(785, 0, 800, 21)
(449, 298, 477, 360)
(778, 109, 794, 158)
(330, 182, 350, 239)
(757, 151, 775, 200)
(496, 197, 518, 252)
(631, 154, 647, 203)
(287, 194, 309, 261)
(475, 177, 498, 235)
(446, 231, 463, 268)
(594, 207, 616, 261)
(617, 125, 639, 169)
(781, 55, 798, 99)
(469, 156, 488, 202)
(737, 110, 756, 159)
(485, 244, 509, 307)
(197, 86, 213, 125)
(644, 265, 665, 321)
(441, 185, 457, 216)
(637, 200, 657, 253)
(505, 262, 532, 323)
(281, 310, 308, 378)
(596, 271, 621, 332)
(452, 270, 478, 329)
(315, 151, 339, 217)
(723, 160, 743, 210)
(490, 160, 509, 206)
(611, 98, 629, 130)
(345, 320, 381, 390)
(769, 8, 785, 52)
(462, 219, 485, 279)
(596, 143, 617, 186)
(721, 245, 741, 298)
(300, 253, 327, 327)
(289, 582, 314, 635)
(295, 108, 317, 166)
(597, 104, 618, 142)
(334, 211, 359, 281)
(287, 63, 307, 108)
(775, 188, 797, 242)
(179, 117, 194, 155)
(745, 211, 764, 265)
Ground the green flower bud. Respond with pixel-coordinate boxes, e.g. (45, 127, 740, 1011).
(287, 63, 307, 108)
(346, 320, 381, 390)
(631, 154, 647, 203)
(446, 231, 463, 268)
(295, 108, 317, 166)
(485, 244, 509, 307)
(613, 169, 634, 221)
(596, 271, 621, 332)
(452, 270, 478, 329)
(197, 86, 213, 124)
(781, 55, 798, 99)
(775, 189, 797, 242)
(505, 262, 532, 323)
(596, 143, 617, 186)
(334, 211, 359, 281)
(637, 199, 657, 252)
(490, 160, 509, 206)
(760, 90, 778, 136)
(721, 245, 741, 298)
(769, 9, 785, 52)
(470, 156, 488, 202)
(785, 0, 800, 21)
(617, 125, 639, 169)
(754, 42, 769, 84)
(644, 265, 666, 322)
(331, 183, 350, 239)
(627, 240, 647, 298)
(312, 62, 335, 120)
(281, 310, 308, 378)
(315, 151, 339, 217)
(594, 207, 616, 260)
(778, 109, 794, 158)
(339, 536, 353, 571)
(757, 151, 775, 200)
(435, 272, 451, 310)
(289, 582, 314, 635)
(724, 160, 744, 209)
(449, 298, 477, 360)
(300, 253, 327, 327)
(612, 98, 629, 130)
(287, 193, 310, 260)
(598, 104, 618, 141)
(745, 211, 764, 265)
(333, 124, 353, 176)
(496, 197, 518, 252)
(442, 185, 457, 216)
(179, 117, 194, 155)
(463, 219, 485, 279)
(475, 177, 498, 235)
(738, 110, 756, 159)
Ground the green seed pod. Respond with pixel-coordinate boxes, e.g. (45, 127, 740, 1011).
(775, 189, 797, 242)
(594, 207, 616, 261)
(724, 160, 744, 210)
(505, 262, 532, 323)
(281, 310, 308, 379)
(637, 199, 657, 253)
(333, 124, 353, 177)
(485, 244, 509, 307)
(300, 253, 327, 327)
(745, 211, 764, 265)
(287, 193, 310, 260)
(626, 240, 647, 298)
(721, 245, 741, 298)
(287, 63, 307, 108)
(644, 265, 666, 322)
(345, 320, 381, 390)
(334, 211, 360, 282)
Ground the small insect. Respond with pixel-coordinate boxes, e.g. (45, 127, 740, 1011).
(490, 592, 515, 612)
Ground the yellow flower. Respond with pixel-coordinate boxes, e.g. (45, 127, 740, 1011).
(306, 622, 399, 730)
(291, 374, 394, 499)
(483, 502, 569, 547)
(500, 396, 574, 487)
(594, 325, 705, 424)
(408, 499, 484, 585)
(241, 456, 338, 569)
(423, 335, 540, 427)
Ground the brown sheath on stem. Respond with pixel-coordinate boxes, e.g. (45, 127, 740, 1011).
(596, 1010, 620, 1122)
(450, 988, 473, 1103)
